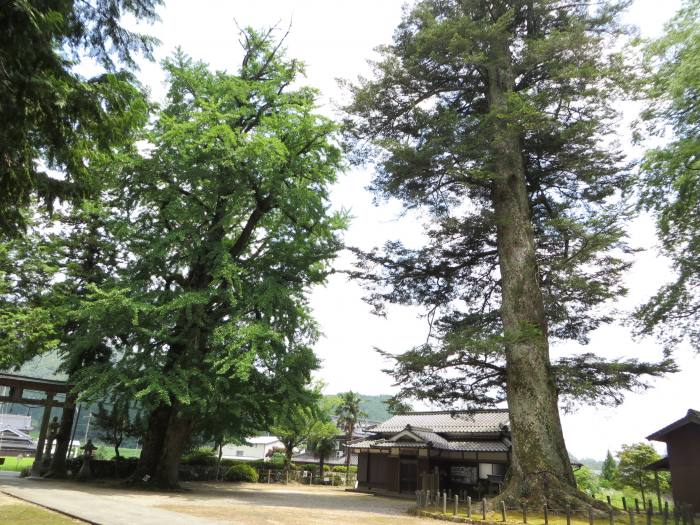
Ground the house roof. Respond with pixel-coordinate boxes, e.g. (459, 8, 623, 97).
(245, 436, 282, 445)
(647, 409, 700, 442)
(644, 456, 670, 471)
(370, 409, 509, 434)
(348, 437, 509, 453)
(292, 452, 358, 466)
(0, 414, 32, 431)
(0, 425, 33, 441)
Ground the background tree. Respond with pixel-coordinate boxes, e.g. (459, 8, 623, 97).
(601, 450, 619, 487)
(617, 443, 669, 507)
(307, 421, 339, 481)
(0, 0, 159, 235)
(272, 386, 330, 471)
(92, 398, 140, 460)
(634, 0, 700, 352)
(334, 391, 366, 484)
(573, 466, 601, 496)
(344, 0, 673, 502)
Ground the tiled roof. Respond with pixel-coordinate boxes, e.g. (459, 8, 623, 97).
(348, 438, 509, 453)
(292, 452, 358, 466)
(371, 410, 509, 434)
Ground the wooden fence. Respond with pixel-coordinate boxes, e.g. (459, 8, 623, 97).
(256, 468, 357, 487)
(414, 491, 696, 525)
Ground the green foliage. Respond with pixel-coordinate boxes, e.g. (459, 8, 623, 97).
(0, 0, 159, 235)
(323, 393, 396, 421)
(601, 450, 619, 485)
(92, 397, 141, 459)
(307, 421, 339, 474)
(574, 466, 601, 495)
(224, 463, 259, 483)
(634, 0, 700, 352)
(334, 392, 366, 436)
(181, 448, 218, 466)
(0, 27, 347, 485)
(331, 465, 357, 473)
(616, 444, 669, 504)
(343, 0, 674, 413)
(271, 383, 329, 468)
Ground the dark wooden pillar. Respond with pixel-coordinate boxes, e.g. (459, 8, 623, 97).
(31, 393, 54, 476)
(46, 394, 77, 478)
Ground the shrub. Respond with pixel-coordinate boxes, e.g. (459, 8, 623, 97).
(181, 448, 217, 466)
(224, 464, 259, 483)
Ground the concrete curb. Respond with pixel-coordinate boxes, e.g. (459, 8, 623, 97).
(0, 488, 98, 524)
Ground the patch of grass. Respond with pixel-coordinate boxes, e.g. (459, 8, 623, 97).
(592, 490, 672, 512)
(0, 503, 82, 524)
(93, 445, 141, 460)
(0, 456, 34, 472)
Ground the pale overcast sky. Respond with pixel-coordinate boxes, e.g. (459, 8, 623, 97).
(131, 0, 699, 460)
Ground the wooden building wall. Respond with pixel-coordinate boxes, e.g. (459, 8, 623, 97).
(667, 425, 700, 508)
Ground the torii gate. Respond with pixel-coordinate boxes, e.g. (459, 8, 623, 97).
(0, 373, 75, 476)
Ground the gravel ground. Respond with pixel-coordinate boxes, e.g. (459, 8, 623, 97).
(0, 477, 438, 525)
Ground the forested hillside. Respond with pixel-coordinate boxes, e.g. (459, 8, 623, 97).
(324, 394, 395, 422)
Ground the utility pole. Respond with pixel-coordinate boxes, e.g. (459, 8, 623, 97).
(83, 412, 92, 443)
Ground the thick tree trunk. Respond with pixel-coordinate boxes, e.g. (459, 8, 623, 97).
(151, 407, 194, 489)
(45, 398, 76, 479)
(486, 50, 576, 503)
(130, 403, 172, 483)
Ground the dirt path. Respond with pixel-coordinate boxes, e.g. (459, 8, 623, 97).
(0, 477, 437, 525)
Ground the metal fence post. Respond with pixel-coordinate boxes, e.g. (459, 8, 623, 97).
(648, 502, 653, 525)
(467, 496, 472, 518)
(609, 506, 615, 525)
(443, 492, 447, 514)
(630, 508, 636, 525)
(608, 496, 612, 507)
(589, 505, 595, 525)
(664, 502, 669, 525)
(501, 501, 507, 522)
(523, 503, 528, 524)
(623, 498, 628, 512)
(544, 504, 549, 525)
(455, 495, 459, 516)
(566, 504, 572, 525)
(483, 498, 487, 520)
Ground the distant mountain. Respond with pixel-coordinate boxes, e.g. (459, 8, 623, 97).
(5, 351, 66, 381)
(570, 454, 604, 472)
(324, 393, 396, 422)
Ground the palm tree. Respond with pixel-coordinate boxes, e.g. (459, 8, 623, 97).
(334, 391, 366, 485)
(308, 422, 338, 483)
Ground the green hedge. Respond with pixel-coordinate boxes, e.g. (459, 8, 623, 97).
(181, 448, 217, 466)
(331, 465, 357, 473)
(224, 464, 259, 482)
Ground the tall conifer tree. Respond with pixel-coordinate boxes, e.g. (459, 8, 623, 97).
(345, 0, 673, 501)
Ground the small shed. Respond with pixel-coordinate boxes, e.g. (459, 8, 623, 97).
(646, 409, 700, 509)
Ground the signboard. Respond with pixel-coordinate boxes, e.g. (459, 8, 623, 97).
(450, 465, 478, 485)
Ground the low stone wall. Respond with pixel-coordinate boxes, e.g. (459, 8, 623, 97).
(65, 458, 224, 481)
